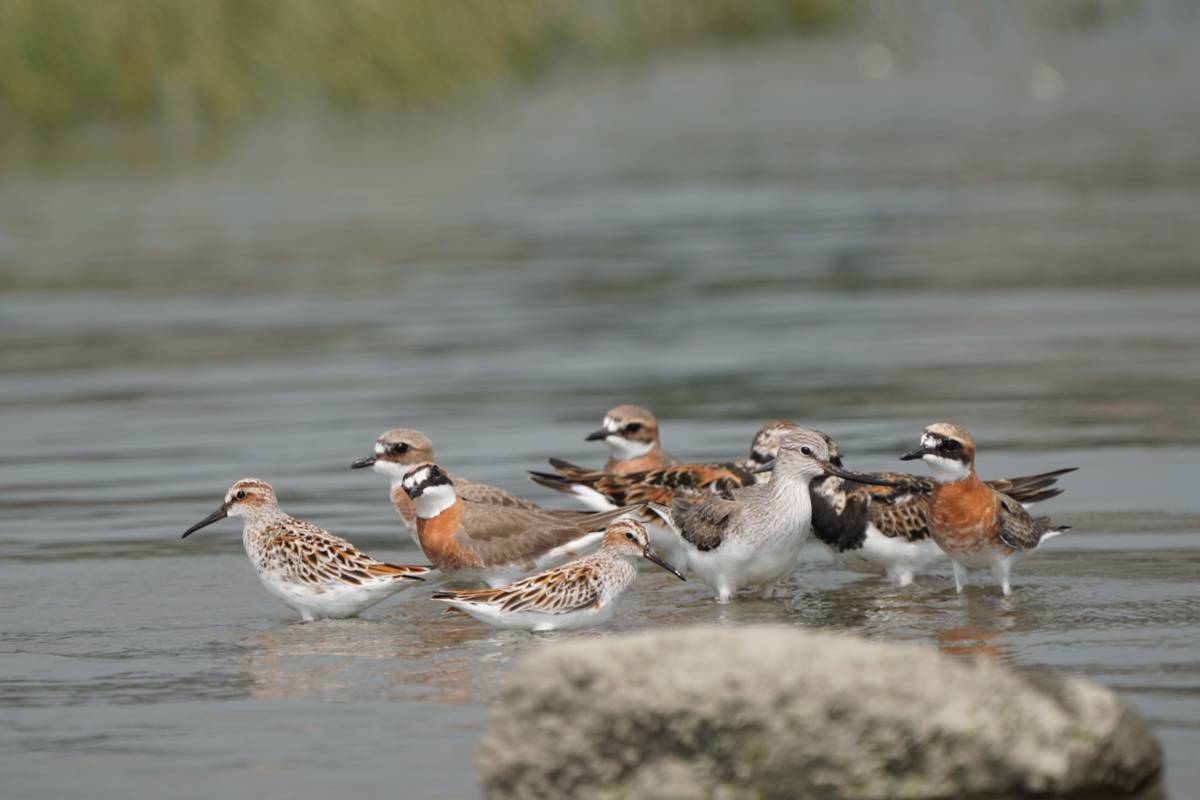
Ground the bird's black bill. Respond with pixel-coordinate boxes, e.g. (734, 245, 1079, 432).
(643, 545, 686, 581)
(823, 463, 904, 487)
(181, 505, 228, 539)
(585, 428, 610, 442)
(900, 445, 933, 462)
(350, 454, 377, 469)
(751, 457, 776, 475)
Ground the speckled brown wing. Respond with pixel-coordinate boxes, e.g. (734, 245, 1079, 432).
(455, 475, 543, 511)
(669, 493, 739, 552)
(264, 518, 431, 585)
(433, 561, 602, 614)
(996, 494, 1058, 551)
(855, 473, 935, 542)
(809, 474, 929, 547)
(529, 458, 756, 506)
(453, 504, 631, 568)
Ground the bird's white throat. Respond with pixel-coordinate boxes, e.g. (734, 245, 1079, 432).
(923, 454, 970, 483)
(606, 436, 654, 461)
(373, 460, 409, 483)
(413, 484, 457, 518)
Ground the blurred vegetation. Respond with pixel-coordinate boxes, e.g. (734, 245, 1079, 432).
(0, 0, 846, 133)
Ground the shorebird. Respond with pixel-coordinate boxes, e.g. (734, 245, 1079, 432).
(650, 429, 899, 603)
(351, 427, 592, 547)
(580, 404, 679, 478)
(809, 463, 1076, 587)
(400, 462, 637, 587)
(181, 478, 430, 621)
(901, 423, 1071, 595)
(528, 419, 802, 510)
(529, 420, 805, 570)
(431, 519, 685, 631)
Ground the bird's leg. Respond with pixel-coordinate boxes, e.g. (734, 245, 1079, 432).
(951, 561, 968, 594)
(991, 558, 1013, 596)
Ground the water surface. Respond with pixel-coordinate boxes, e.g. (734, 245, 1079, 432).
(2, 21, 1199, 800)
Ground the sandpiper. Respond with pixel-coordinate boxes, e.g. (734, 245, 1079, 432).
(810, 462, 1076, 587)
(530, 420, 805, 570)
(580, 404, 679, 479)
(650, 429, 899, 603)
(901, 423, 1071, 595)
(400, 462, 637, 587)
(351, 427, 592, 547)
(181, 478, 430, 621)
(431, 519, 685, 631)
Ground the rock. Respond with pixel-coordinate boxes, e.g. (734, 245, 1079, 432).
(479, 625, 1161, 799)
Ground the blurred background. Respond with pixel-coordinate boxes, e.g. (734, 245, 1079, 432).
(2, 1, 1198, 798)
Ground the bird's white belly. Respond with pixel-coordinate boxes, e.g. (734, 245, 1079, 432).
(830, 526, 944, 577)
(259, 573, 406, 620)
(449, 597, 616, 631)
(687, 526, 805, 595)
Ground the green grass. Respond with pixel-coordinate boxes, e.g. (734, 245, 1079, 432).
(0, 0, 847, 132)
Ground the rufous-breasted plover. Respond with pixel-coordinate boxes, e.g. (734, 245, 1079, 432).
(901, 423, 1071, 595)
(807, 426, 1074, 586)
(400, 463, 637, 587)
(352, 427, 594, 547)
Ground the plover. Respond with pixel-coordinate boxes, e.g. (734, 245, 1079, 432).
(352, 427, 592, 547)
(181, 478, 430, 621)
(810, 462, 1076, 587)
(580, 404, 679, 477)
(650, 429, 899, 603)
(400, 462, 637, 587)
(901, 423, 1071, 595)
(431, 519, 685, 631)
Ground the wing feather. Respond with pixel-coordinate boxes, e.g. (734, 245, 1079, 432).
(454, 503, 631, 567)
(433, 562, 601, 614)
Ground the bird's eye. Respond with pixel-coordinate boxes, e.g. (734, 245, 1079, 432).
(625, 532, 635, 540)
(235, 490, 246, 500)
(392, 442, 409, 454)
(941, 440, 961, 453)
(801, 446, 813, 456)
(624, 423, 642, 434)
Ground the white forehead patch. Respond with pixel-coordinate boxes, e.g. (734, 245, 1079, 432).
(921, 433, 940, 449)
(375, 442, 385, 455)
(603, 416, 618, 431)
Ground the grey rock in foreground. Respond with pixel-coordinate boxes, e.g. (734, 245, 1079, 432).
(479, 625, 1161, 799)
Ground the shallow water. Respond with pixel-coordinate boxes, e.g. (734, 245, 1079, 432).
(3, 18, 1200, 800)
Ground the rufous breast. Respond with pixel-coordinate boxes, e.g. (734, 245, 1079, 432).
(415, 501, 482, 572)
(929, 476, 1003, 554)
